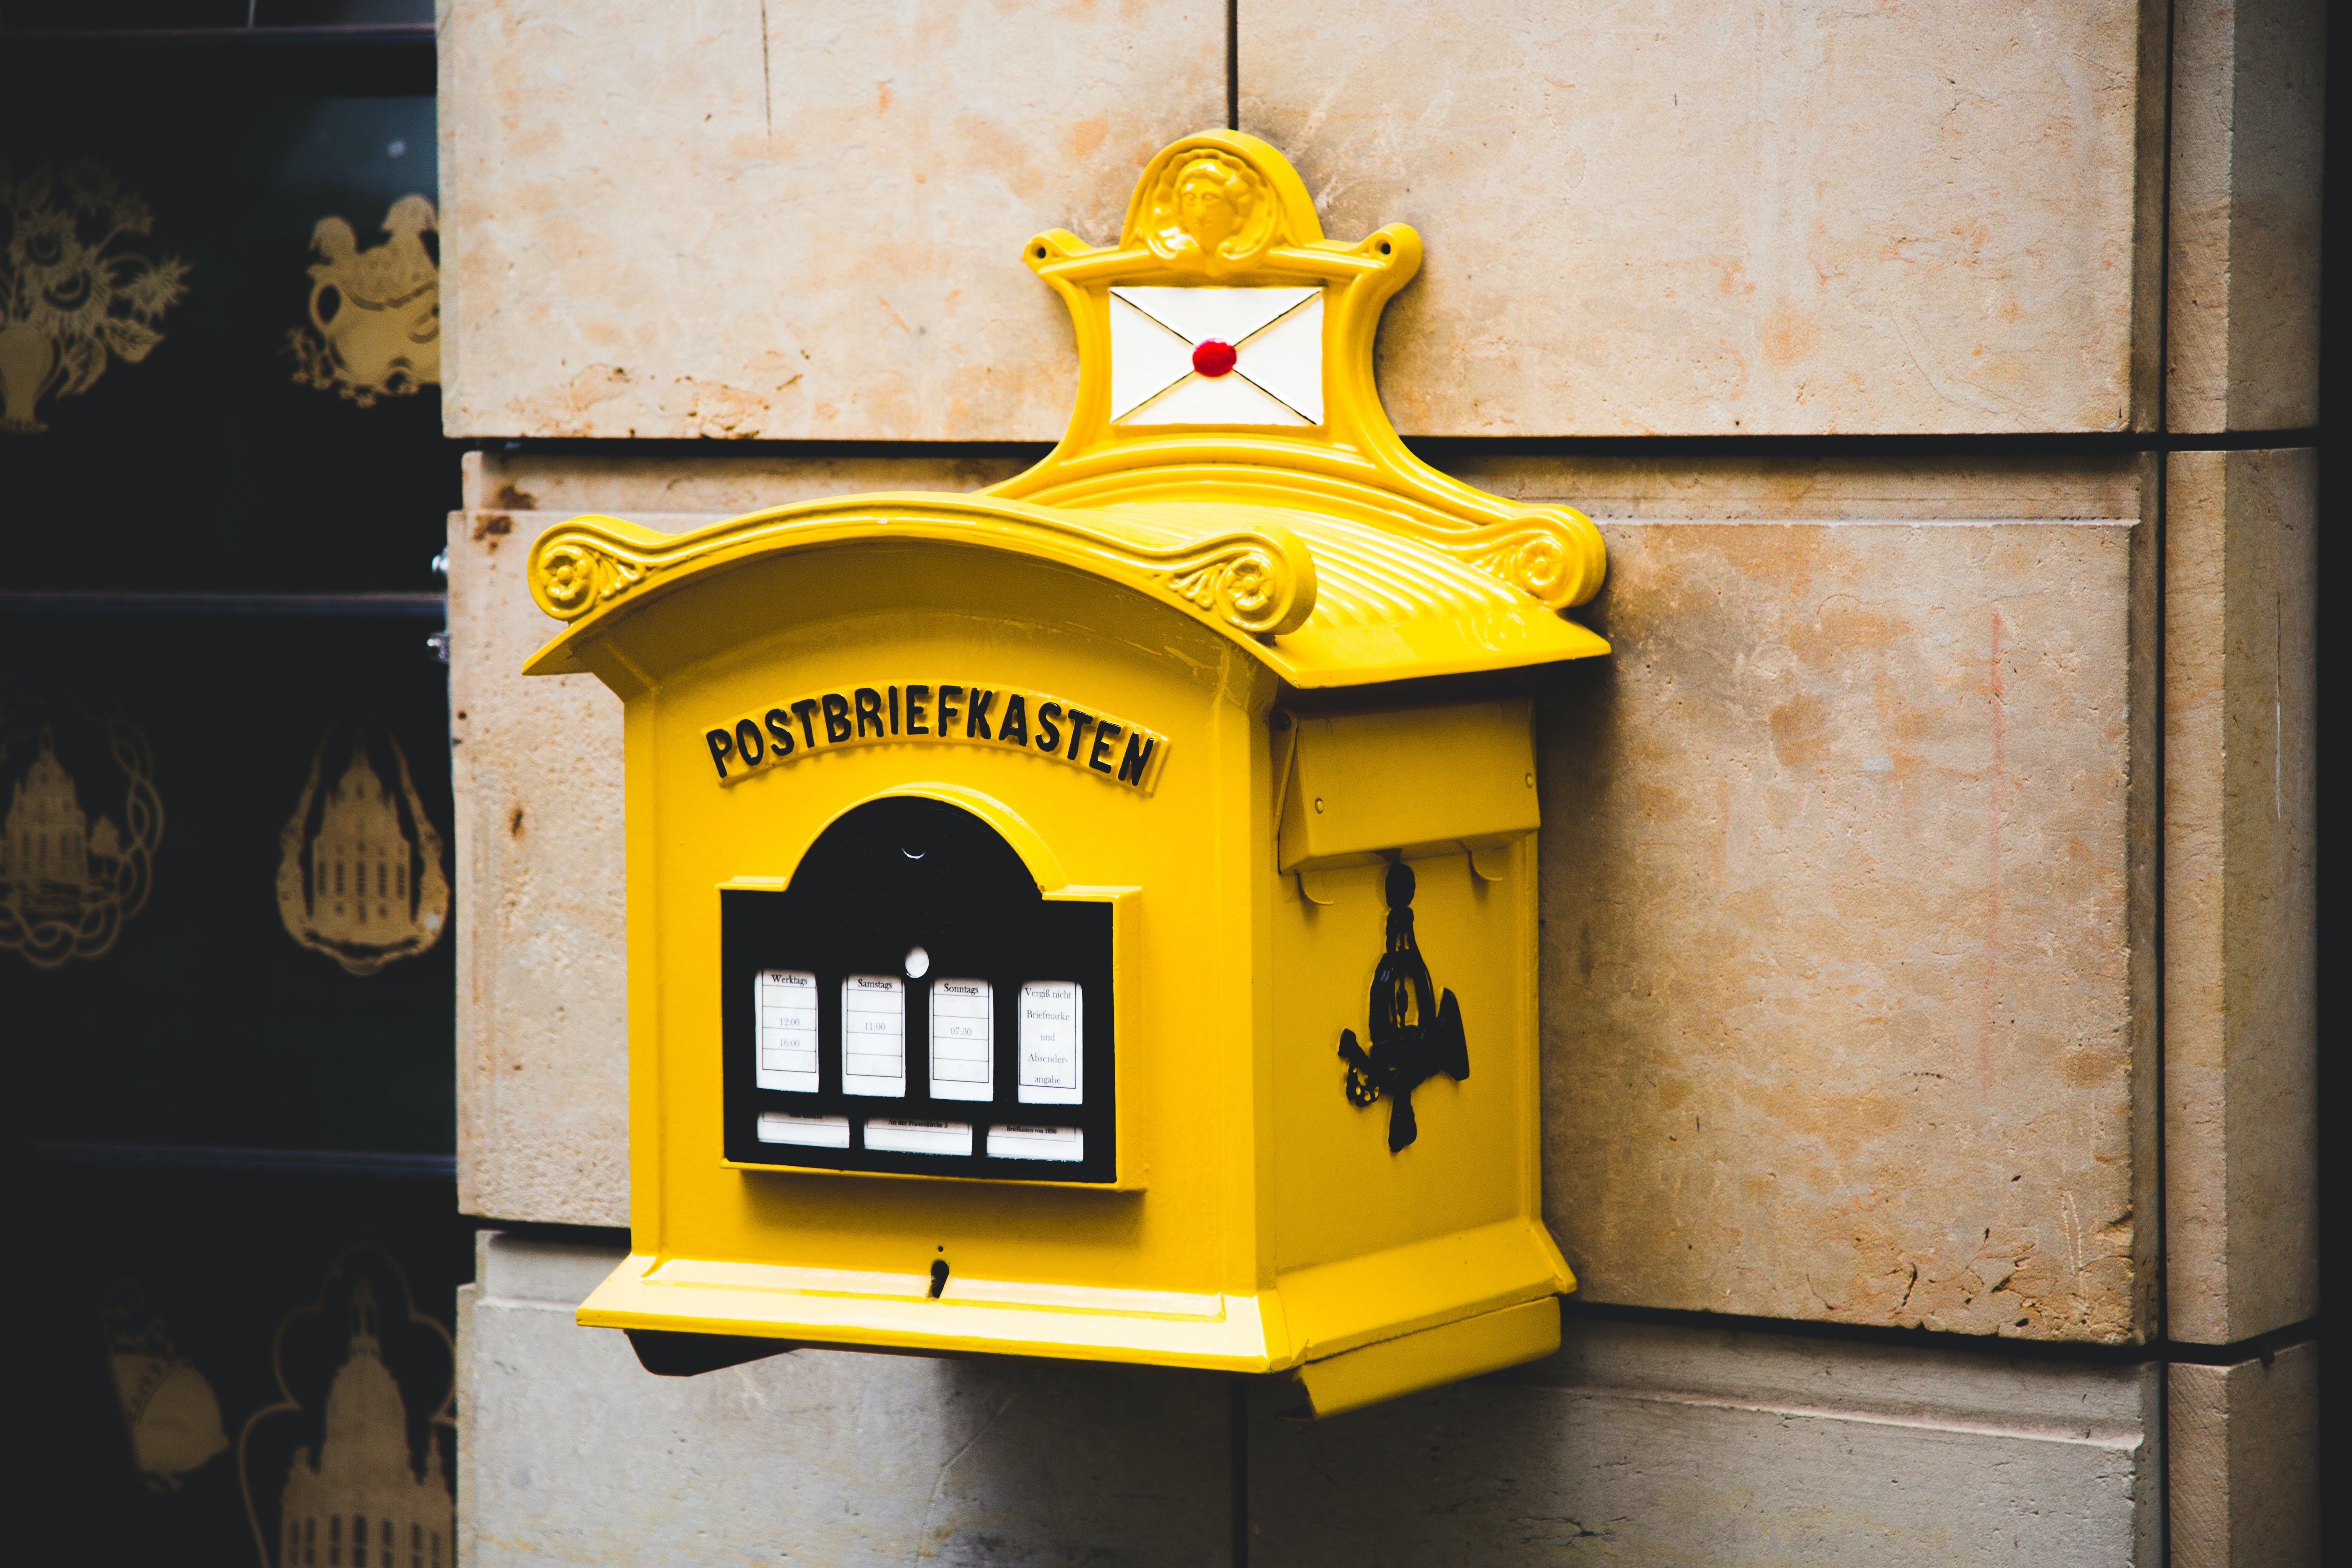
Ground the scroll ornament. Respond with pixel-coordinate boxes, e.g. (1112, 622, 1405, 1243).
(536, 536, 646, 620)
(530, 509, 1314, 641)
(1163, 540, 1296, 635)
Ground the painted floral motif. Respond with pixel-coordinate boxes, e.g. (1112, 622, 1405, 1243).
(0, 159, 190, 434)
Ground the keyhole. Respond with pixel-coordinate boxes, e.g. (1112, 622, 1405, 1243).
(928, 1258, 950, 1299)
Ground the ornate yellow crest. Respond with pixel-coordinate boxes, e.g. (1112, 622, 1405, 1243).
(287, 194, 441, 407)
(1134, 144, 1288, 276)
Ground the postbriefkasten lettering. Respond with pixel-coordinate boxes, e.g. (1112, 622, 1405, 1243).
(703, 682, 1167, 794)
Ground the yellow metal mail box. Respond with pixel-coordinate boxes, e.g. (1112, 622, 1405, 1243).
(524, 133, 1610, 1416)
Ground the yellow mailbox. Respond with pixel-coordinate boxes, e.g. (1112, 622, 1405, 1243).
(524, 132, 1609, 1416)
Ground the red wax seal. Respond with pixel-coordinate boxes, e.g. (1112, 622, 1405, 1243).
(1191, 339, 1238, 378)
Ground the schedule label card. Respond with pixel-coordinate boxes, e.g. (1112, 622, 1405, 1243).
(841, 975, 907, 1097)
(1018, 981, 1082, 1105)
(987, 1123, 1085, 1162)
(929, 978, 993, 1101)
(757, 1112, 849, 1148)
(754, 969, 820, 1092)
(865, 1119, 974, 1156)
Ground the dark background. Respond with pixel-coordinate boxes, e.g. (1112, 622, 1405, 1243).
(4, 13, 479, 1566)
(2312, 4, 2345, 1555)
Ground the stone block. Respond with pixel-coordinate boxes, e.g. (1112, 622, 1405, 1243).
(1250, 1315, 2160, 1565)
(450, 452, 1020, 1226)
(437, 1, 1223, 439)
(2166, 1, 2327, 432)
(1529, 476, 2156, 1341)
(2162, 449, 2319, 1344)
(459, 1233, 1233, 1568)
(2167, 1341, 2321, 1568)
(1240, 0, 2164, 435)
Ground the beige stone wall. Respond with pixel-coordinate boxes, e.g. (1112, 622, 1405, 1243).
(440, 1, 2170, 439)
(2168, 1341, 2321, 1567)
(2167, 1, 2328, 432)
(465, 1234, 2161, 1568)
(460, 1236, 1233, 1567)
(1538, 506, 2153, 1341)
(437, 1, 1222, 440)
(1239, 0, 2167, 436)
(2162, 449, 2320, 1345)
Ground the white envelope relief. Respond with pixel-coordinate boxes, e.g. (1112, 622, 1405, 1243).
(1108, 286, 1323, 425)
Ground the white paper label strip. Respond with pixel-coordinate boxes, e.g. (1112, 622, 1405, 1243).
(840, 975, 906, 1097)
(863, 1118, 973, 1156)
(1017, 980, 1082, 1105)
(754, 969, 820, 1092)
(987, 1124, 1085, 1163)
(756, 1112, 850, 1148)
(928, 977, 993, 1101)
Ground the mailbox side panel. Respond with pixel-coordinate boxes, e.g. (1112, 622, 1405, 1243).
(1267, 704, 1564, 1361)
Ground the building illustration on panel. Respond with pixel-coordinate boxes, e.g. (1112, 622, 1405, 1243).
(277, 1282, 451, 1568)
(312, 749, 410, 935)
(0, 729, 118, 919)
(276, 724, 450, 976)
(1, 717, 158, 968)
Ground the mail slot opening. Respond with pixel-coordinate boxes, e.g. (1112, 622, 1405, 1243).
(721, 796, 1117, 1183)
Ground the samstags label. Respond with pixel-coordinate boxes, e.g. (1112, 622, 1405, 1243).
(703, 681, 1167, 794)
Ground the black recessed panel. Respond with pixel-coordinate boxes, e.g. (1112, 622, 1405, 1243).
(722, 797, 1117, 1185)
(1, 601, 455, 1153)
(13, 1155, 482, 1568)
(2, 81, 457, 592)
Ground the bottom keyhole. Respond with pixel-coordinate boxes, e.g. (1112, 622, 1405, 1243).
(928, 1258, 949, 1298)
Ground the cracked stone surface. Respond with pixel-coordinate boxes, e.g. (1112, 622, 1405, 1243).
(1241, 0, 2162, 434)
(459, 1236, 1229, 1568)
(1535, 506, 2154, 1343)
(439, 0, 1222, 439)
(1252, 1316, 2160, 1565)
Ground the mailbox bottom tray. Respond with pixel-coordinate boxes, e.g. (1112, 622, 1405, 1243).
(575, 1219, 1571, 1381)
